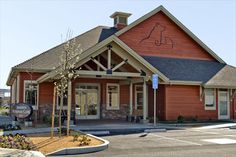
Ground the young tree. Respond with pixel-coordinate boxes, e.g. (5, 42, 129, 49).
(51, 31, 82, 138)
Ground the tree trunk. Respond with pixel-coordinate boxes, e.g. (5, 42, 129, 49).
(59, 92, 63, 137)
(51, 86, 56, 138)
(67, 80, 72, 136)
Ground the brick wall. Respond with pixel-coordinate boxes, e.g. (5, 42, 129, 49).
(119, 11, 216, 61)
(165, 85, 218, 121)
(148, 84, 166, 120)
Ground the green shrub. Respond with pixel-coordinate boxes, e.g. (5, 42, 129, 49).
(72, 131, 83, 142)
(42, 115, 59, 125)
(0, 133, 35, 150)
(177, 115, 185, 123)
(79, 135, 91, 146)
(0, 124, 21, 131)
(191, 116, 198, 122)
(148, 116, 159, 123)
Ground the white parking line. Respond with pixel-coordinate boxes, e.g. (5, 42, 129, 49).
(190, 129, 236, 137)
(149, 133, 202, 146)
(195, 123, 236, 129)
(190, 129, 220, 135)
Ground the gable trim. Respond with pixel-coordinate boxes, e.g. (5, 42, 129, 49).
(37, 35, 169, 83)
(115, 5, 225, 64)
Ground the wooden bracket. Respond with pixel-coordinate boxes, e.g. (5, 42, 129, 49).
(230, 89, 236, 101)
(200, 86, 204, 101)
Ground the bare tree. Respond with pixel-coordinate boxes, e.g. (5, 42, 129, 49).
(51, 30, 82, 138)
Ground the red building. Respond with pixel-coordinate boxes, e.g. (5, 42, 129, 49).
(7, 6, 236, 122)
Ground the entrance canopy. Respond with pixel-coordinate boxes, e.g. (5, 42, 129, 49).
(204, 65, 236, 89)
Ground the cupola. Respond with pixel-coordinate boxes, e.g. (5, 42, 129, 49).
(110, 11, 131, 30)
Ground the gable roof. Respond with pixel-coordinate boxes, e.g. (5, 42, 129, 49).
(143, 56, 225, 83)
(204, 65, 236, 88)
(14, 26, 118, 71)
(37, 36, 170, 83)
(7, 26, 118, 85)
(115, 5, 225, 64)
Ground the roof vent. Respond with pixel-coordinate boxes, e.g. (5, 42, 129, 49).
(110, 12, 131, 30)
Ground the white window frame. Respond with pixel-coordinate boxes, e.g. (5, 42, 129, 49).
(106, 83, 120, 110)
(75, 83, 100, 119)
(135, 85, 143, 110)
(23, 80, 38, 110)
(218, 90, 230, 119)
(204, 88, 216, 110)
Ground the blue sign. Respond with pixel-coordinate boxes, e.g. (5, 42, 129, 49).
(152, 74, 158, 89)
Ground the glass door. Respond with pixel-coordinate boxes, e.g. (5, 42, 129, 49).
(218, 90, 230, 119)
(75, 84, 99, 119)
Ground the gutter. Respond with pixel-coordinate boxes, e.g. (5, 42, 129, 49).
(6, 67, 51, 86)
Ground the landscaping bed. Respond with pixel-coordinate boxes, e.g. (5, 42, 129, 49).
(0, 131, 104, 155)
(29, 132, 104, 155)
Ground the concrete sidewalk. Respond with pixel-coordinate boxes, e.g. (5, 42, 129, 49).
(3, 122, 163, 135)
(3, 121, 236, 136)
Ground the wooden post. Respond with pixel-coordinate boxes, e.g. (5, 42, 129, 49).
(143, 79, 147, 121)
(51, 86, 56, 138)
(129, 82, 133, 116)
(67, 80, 72, 136)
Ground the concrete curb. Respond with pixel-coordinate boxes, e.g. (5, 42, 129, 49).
(46, 134, 109, 156)
(144, 128, 166, 133)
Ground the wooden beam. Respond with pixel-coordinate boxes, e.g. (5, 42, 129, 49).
(112, 59, 128, 71)
(97, 56, 100, 71)
(108, 48, 111, 69)
(79, 75, 127, 80)
(76, 70, 143, 77)
(100, 53, 127, 72)
(84, 64, 93, 71)
(90, 57, 107, 71)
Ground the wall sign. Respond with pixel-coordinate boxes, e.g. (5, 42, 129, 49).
(12, 103, 33, 119)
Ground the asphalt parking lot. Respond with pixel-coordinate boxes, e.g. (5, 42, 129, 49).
(78, 127, 236, 157)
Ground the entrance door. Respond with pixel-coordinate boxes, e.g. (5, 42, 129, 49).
(75, 84, 100, 119)
(218, 90, 230, 120)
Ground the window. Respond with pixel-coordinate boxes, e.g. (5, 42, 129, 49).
(204, 88, 216, 110)
(106, 84, 119, 110)
(114, 17, 118, 25)
(135, 85, 143, 110)
(119, 16, 127, 24)
(24, 81, 38, 107)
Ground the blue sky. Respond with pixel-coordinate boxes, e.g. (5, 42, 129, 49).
(0, 0, 235, 89)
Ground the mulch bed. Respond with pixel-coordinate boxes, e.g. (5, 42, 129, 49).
(28, 132, 104, 155)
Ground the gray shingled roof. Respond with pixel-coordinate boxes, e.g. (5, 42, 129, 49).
(142, 56, 226, 82)
(14, 26, 117, 70)
(204, 65, 236, 88)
